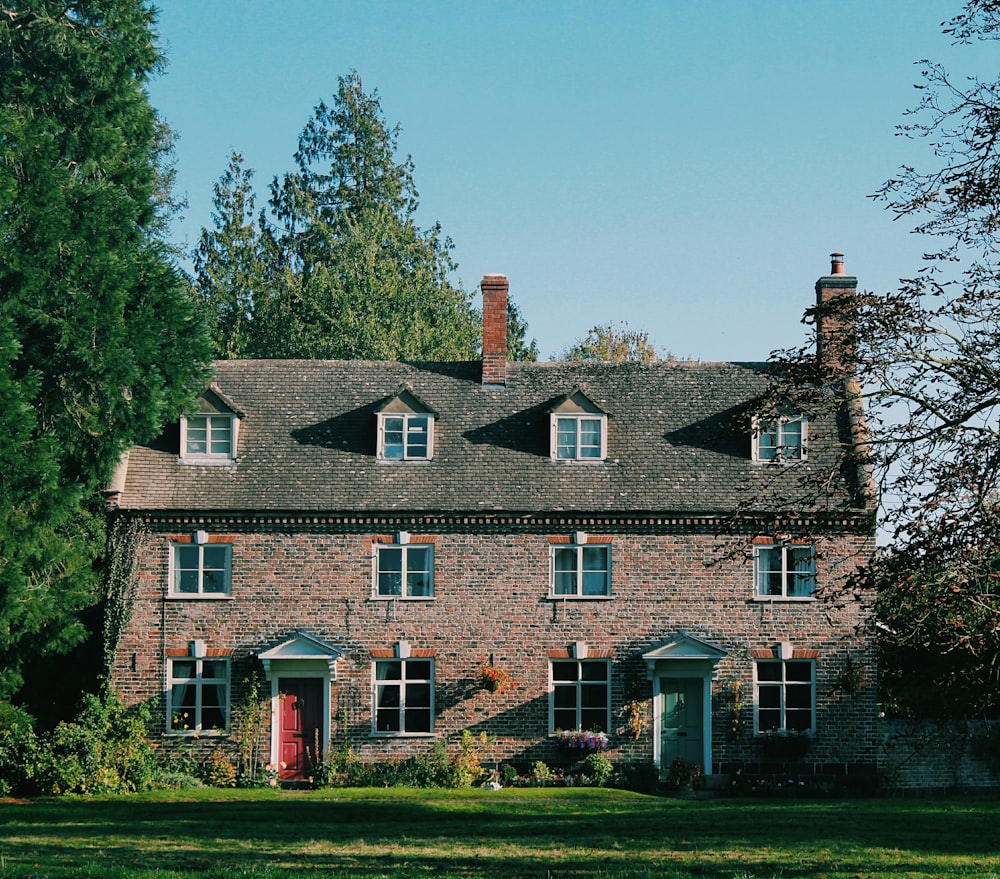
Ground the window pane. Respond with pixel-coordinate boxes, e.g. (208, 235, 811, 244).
(376, 708, 401, 732)
(757, 423, 778, 459)
(786, 710, 812, 731)
(405, 416, 429, 458)
(758, 686, 781, 709)
(378, 547, 403, 596)
(376, 661, 401, 681)
(376, 684, 401, 708)
(582, 571, 608, 595)
(757, 661, 782, 682)
(556, 417, 577, 459)
(404, 708, 431, 733)
(553, 707, 577, 730)
(552, 661, 578, 682)
(581, 684, 608, 707)
(186, 417, 208, 454)
(789, 548, 815, 596)
(382, 416, 404, 458)
(407, 682, 431, 708)
(580, 707, 607, 731)
(553, 687, 577, 709)
(786, 685, 812, 709)
(379, 572, 403, 595)
(579, 419, 602, 457)
(201, 661, 225, 679)
(781, 419, 802, 457)
(407, 660, 432, 680)
(172, 660, 195, 679)
(177, 570, 199, 593)
(785, 661, 812, 682)
(759, 708, 781, 730)
(581, 662, 609, 682)
(209, 416, 232, 455)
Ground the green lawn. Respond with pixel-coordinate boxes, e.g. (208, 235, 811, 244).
(1, 788, 998, 879)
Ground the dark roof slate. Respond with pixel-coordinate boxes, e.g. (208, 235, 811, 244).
(118, 358, 860, 516)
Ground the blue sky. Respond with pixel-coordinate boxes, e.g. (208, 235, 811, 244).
(148, 1, 990, 361)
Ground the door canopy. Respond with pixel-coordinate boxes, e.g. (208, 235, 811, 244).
(258, 629, 346, 678)
(642, 631, 728, 678)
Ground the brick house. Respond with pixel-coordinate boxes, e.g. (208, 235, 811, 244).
(107, 257, 877, 783)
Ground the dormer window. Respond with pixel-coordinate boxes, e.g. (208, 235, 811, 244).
(376, 386, 435, 461)
(180, 386, 241, 464)
(753, 414, 806, 463)
(550, 388, 608, 462)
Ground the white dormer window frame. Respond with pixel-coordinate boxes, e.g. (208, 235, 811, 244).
(551, 414, 607, 461)
(753, 414, 807, 463)
(377, 412, 435, 461)
(180, 413, 239, 463)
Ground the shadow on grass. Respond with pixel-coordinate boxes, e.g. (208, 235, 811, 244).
(1, 792, 999, 878)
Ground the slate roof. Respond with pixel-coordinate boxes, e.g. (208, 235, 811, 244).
(116, 358, 865, 517)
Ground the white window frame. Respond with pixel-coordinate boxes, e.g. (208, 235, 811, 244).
(169, 542, 233, 597)
(372, 658, 435, 736)
(180, 413, 238, 463)
(551, 414, 607, 461)
(377, 412, 434, 460)
(754, 659, 815, 733)
(753, 543, 816, 599)
(167, 656, 230, 734)
(374, 542, 434, 599)
(549, 659, 611, 733)
(549, 542, 612, 598)
(752, 414, 807, 463)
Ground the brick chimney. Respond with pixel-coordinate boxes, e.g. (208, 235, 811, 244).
(814, 253, 857, 377)
(481, 274, 508, 386)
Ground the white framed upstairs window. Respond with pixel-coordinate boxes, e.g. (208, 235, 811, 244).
(376, 386, 436, 461)
(550, 534, 612, 597)
(374, 538, 434, 598)
(169, 539, 233, 597)
(553, 415, 606, 460)
(754, 543, 816, 599)
(753, 414, 807, 463)
(378, 412, 433, 460)
(182, 414, 236, 459)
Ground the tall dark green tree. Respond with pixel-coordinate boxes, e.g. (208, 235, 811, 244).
(192, 152, 267, 359)
(0, 1, 212, 700)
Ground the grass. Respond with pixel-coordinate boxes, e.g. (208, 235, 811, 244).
(0, 788, 998, 879)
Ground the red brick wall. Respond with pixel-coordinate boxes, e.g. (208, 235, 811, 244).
(112, 523, 876, 770)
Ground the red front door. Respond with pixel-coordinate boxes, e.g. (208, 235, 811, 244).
(278, 678, 323, 779)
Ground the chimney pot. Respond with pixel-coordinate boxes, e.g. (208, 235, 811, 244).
(830, 252, 845, 275)
(481, 274, 509, 386)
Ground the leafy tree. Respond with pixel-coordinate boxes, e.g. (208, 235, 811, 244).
(765, 0, 1000, 717)
(507, 298, 539, 362)
(0, 1, 212, 700)
(562, 322, 661, 362)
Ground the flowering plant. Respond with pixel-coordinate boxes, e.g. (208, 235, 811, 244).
(558, 729, 610, 752)
(477, 661, 516, 694)
(665, 756, 702, 790)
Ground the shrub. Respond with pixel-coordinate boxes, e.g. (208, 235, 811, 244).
(0, 702, 40, 795)
(582, 751, 614, 786)
(450, 730, 491, 787)
(207, 747, 238, 787)
(34, 693, 157, 795)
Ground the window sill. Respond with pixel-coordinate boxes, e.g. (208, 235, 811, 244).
(177, 456, 238, 466)
(547, 594, 613, 601)
(166, 593, 234, 601)
(752, 595, 816, 603)
(371, 731, 436, 738)
(164, 730, 229, 738)
(371, 595, 435, 601)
